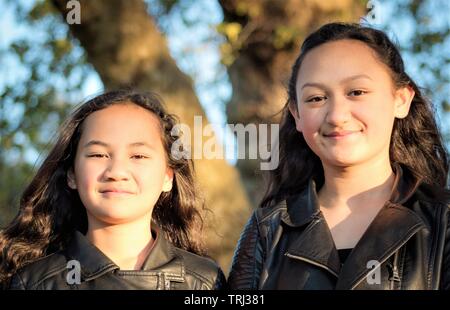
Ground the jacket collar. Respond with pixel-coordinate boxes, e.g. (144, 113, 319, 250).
(281, 163, 426, 288)
(65, 224, 183, 281)
(281, 163, 421, 227)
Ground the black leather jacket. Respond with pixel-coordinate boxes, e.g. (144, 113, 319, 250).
(228, 164, 450, 289)
(9, 227, 226, 290)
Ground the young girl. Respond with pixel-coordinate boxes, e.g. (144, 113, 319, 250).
(228, 22, 450, 290)
(0, 90, 225, 290)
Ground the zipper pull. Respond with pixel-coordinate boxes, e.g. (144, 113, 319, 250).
(388, 251, 401, 289)
(388, 264, 401, 282)
(390, 251, 401, 282)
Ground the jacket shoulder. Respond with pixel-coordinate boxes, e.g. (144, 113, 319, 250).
(255, 200, 287, 224)
(172, 247, 225, 289)
(10, 252, 68, 289)
(414, 182, 450, 206)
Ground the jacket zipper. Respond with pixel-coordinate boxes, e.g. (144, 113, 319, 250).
(349, 224, 422, 289)
(285, 253, 339, 278)
(388, 251, 401, 289)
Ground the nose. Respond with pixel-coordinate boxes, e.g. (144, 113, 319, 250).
(103, 157, 130, 181)
(325, 96, 352, 127)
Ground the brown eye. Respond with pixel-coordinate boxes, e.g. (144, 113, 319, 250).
(131, 154, 148, 159)
(87, 154, 108, 158)
(306, 96, 326, 103)
(348, 90, 366, 96)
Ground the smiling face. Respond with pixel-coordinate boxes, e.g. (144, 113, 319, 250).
(290, 39, 414, 168)
(67, 103, 173, 226)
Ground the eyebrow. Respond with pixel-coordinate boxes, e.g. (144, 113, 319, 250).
(83, 140, 155, 149)
(300, 74, 373, 90)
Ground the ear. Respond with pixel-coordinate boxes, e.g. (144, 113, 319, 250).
(67, 168, 77, 190)
(288, 101, 303, 132)
(162, 168, 174, 192)
(394, 85, 415, 119)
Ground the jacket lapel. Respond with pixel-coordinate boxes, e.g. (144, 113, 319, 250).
(335, 202, 426, 289)
(285, 215, 341, 278)
(282, 180, 341, 278)
(141, 225, 184, 283)
(65, 231, 119, 281)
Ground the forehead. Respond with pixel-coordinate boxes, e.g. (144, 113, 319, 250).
(80, 103, 162, 142)
(297, 39, 392, 83)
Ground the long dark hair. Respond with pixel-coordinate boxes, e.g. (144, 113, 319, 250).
(261, 22, 449, 209)
(0, 90, 205, 284)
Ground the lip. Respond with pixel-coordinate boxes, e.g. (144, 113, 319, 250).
(324, 130, 361, 138)
(99, 189, 134, 195)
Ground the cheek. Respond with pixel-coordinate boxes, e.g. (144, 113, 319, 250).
(359, 105, 395, 137)
(136, 162, 168, 188)
(366, 93, 396, 124)
(372, 116, 395, 142)
(75, 160, 103, 189)
(298, 109, 322, 137)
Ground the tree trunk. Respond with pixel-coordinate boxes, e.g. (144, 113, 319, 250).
(52, 0, 252, 271)
(218, 0, 367, 205)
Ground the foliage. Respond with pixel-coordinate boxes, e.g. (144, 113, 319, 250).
(0, 0, 97, 225)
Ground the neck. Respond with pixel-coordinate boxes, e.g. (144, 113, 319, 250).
(318, 156, 395, 210)
(86, 214, 154, 270)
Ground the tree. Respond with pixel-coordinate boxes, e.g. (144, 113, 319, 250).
(217, 0, 367, 204)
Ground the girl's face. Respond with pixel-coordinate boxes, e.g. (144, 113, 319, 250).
(290, 39, 414, 168)
(68, 103, 173, 226)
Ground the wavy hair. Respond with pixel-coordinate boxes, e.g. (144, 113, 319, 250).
(261, 22, 449, 209)
(0, 90, 205, 284)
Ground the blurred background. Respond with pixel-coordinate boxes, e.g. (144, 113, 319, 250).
(0, 0, 449, 272)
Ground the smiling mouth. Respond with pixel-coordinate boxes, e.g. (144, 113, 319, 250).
(323, 130, 361, 138)
(99, 190, 134, 195)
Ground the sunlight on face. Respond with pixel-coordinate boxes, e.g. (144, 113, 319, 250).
(291, 39, 412, 168)
(68, 103, 173, 226)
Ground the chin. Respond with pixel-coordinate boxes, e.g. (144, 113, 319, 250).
(87, 208, 146, 225)
(322, 155, 363, 168)
(95, 215, 136, 225)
